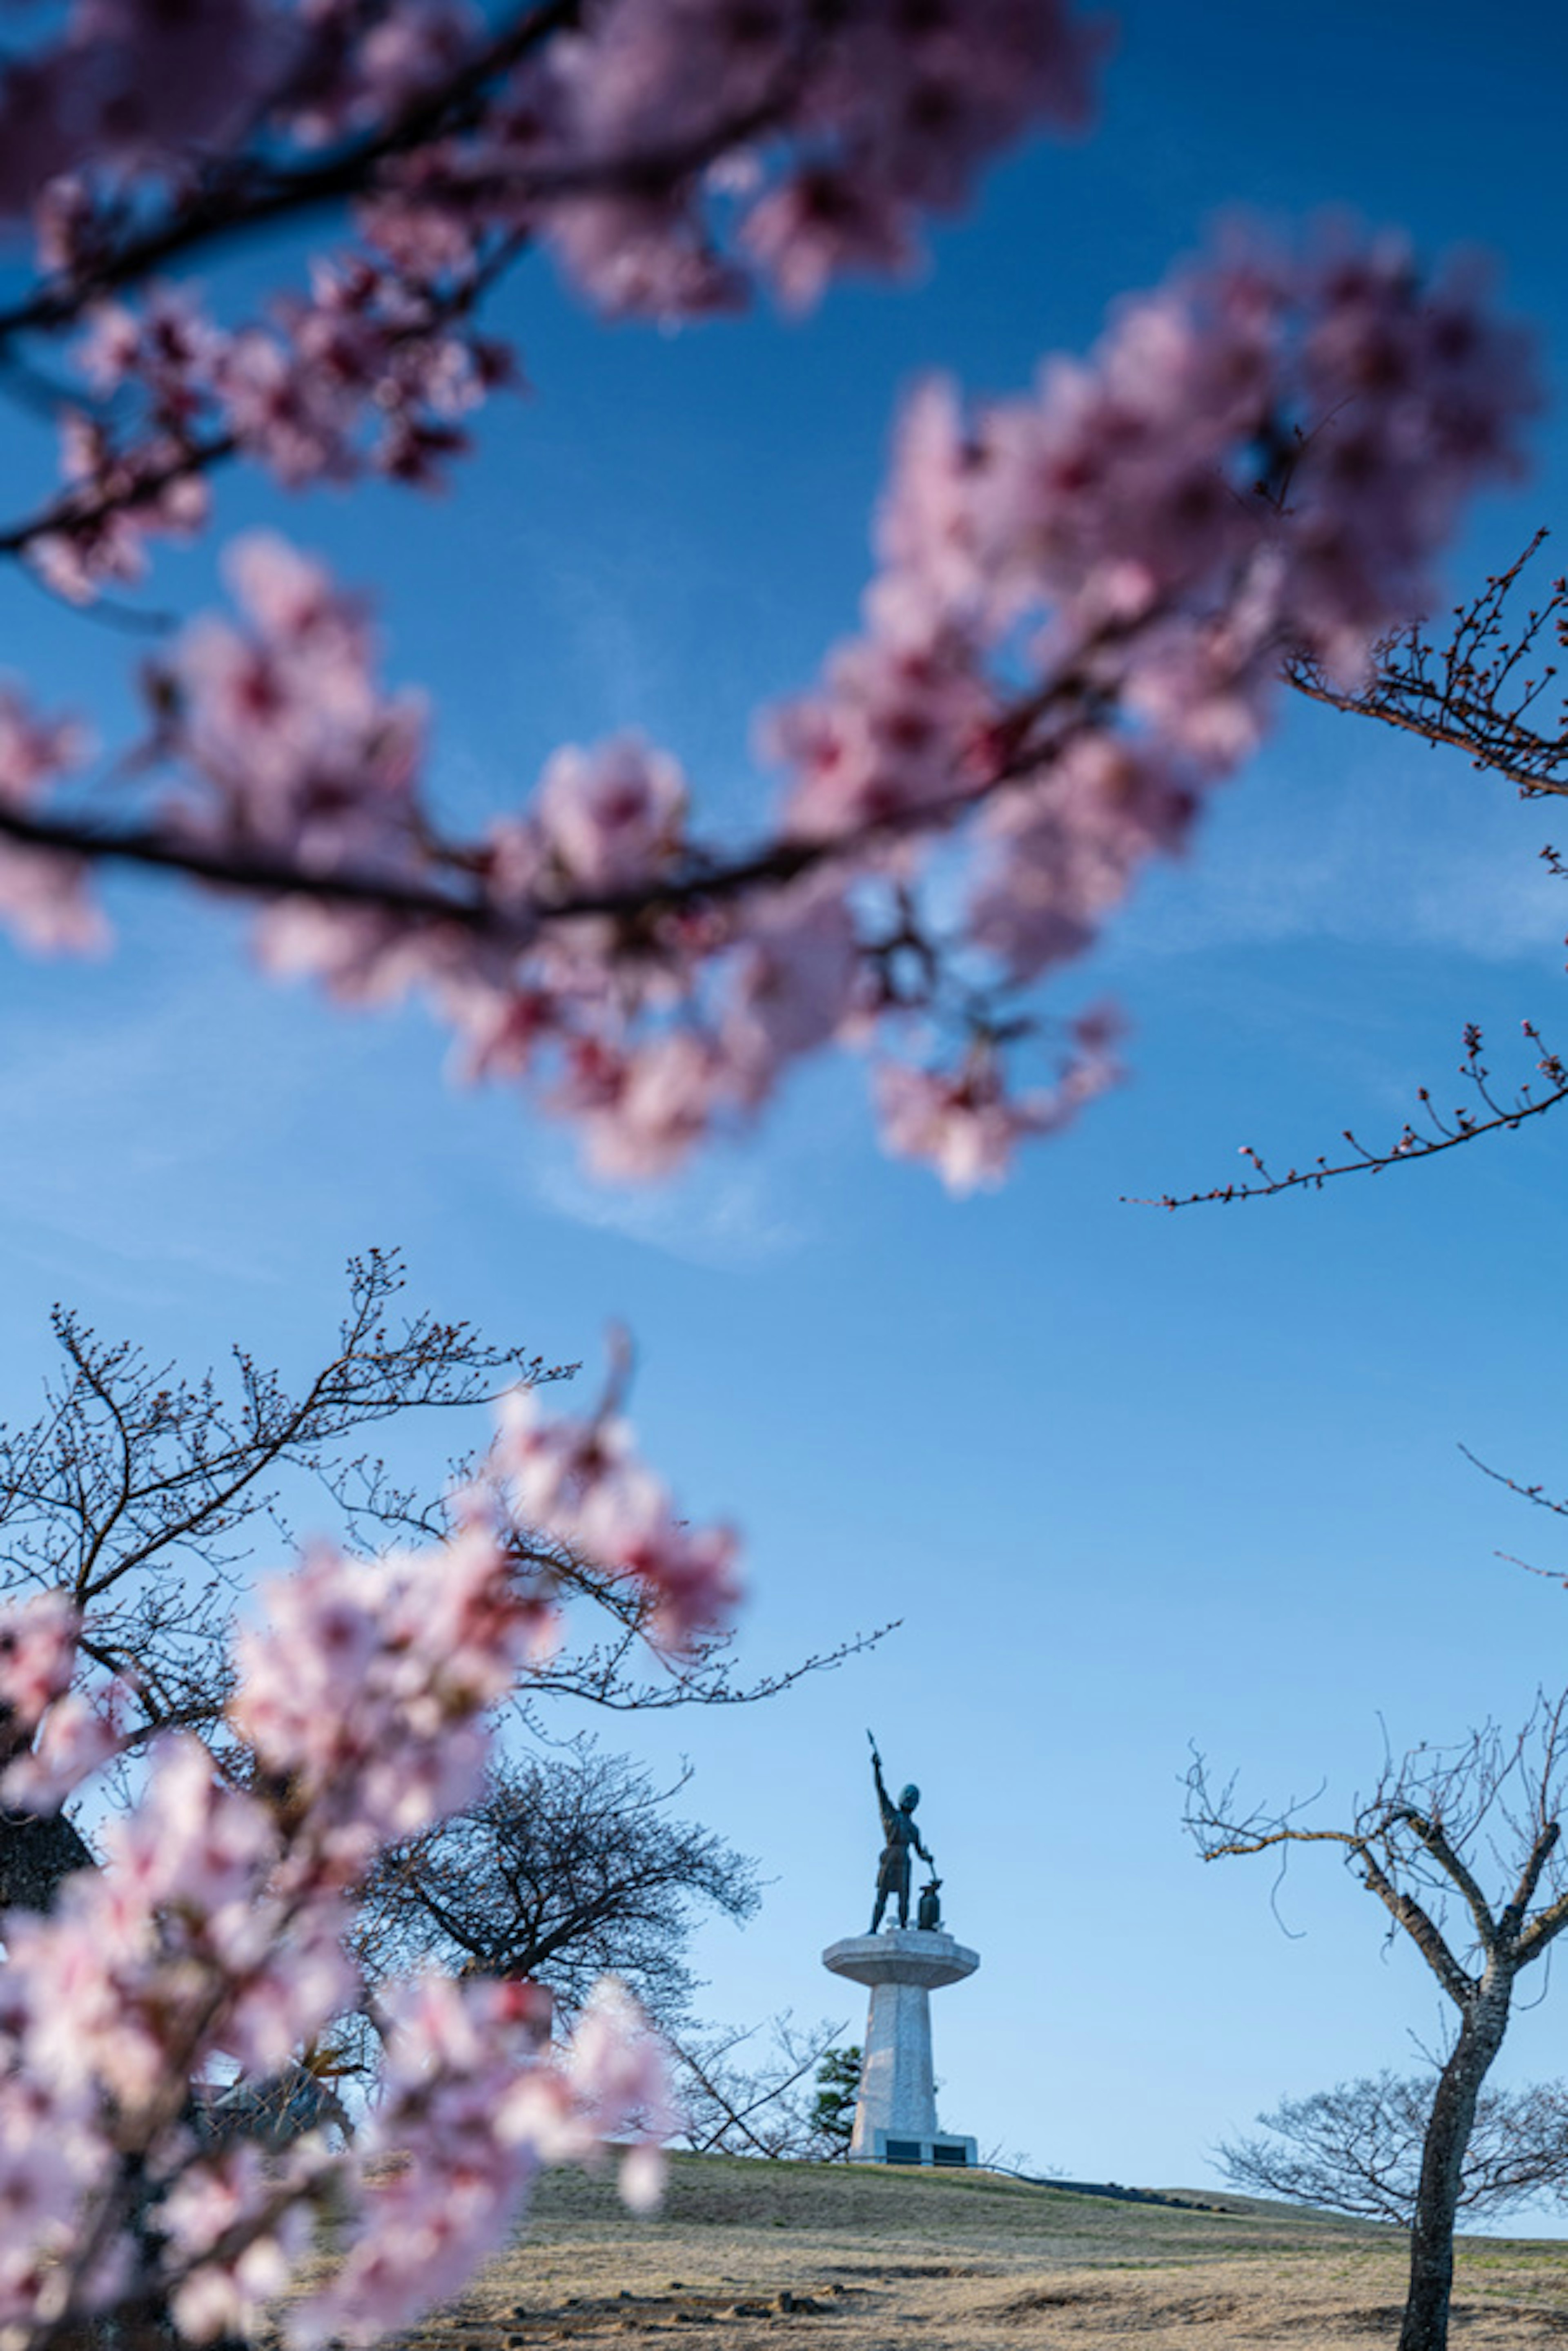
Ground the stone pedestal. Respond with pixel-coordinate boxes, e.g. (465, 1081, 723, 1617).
(822, 1929, 979, 2166)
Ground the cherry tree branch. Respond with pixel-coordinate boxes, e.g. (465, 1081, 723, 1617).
(1285, 532, 1568, 800)
(0, 673, 1089, 926)
(0, 49, 1532, 1194)
(0, 1, 579, 346)
(1141, 1021, 1568, 1209)
(1394, 1809, 1499, 1959)
(1154, 535, 1568, 1209)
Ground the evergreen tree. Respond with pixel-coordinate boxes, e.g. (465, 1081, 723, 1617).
(811, 2046, 862, 2159)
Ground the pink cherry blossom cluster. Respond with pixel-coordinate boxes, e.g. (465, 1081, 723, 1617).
(1, 223, 1526, 1193)
(28, 404, 213, 606)
(158, 533, 428, 877)
(777, 230, 1537, 875)
(489, 1373, 741, 1649)
(0, 1570, 131, 1818)
(294, 1976, 670, 2348)
(0, 1591, 82, 1749)
(0, 0, 1103, 290)
(747, 227, 1538, 1176)
(0, 0, 1103, 607)
(229, 1529, 535, 1872)
(0, 0, 282, 210)
(0, 6, 1539, 1198)
(27, 258, 512, 604)
(0, 693, 98, 952)
(0, 1376, 722, 2349)
(439, 0, 1107, 321)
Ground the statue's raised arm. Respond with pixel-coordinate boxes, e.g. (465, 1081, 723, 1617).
(866, 1736, 930, 1933)
(869, 1734, 898, 1842)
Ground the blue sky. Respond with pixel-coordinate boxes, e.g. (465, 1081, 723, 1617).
(4, 0, 1568, 2211)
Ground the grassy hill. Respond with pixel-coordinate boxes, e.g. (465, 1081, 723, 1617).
(530, 2152, 1385, 2260)
(382, 2155, 1568, 2351)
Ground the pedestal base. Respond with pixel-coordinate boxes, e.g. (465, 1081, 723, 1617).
(822, 1929, 980, 2165)
(871, 2130, 979, 2168)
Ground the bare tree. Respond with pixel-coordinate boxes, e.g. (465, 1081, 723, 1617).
(1187, 1696, 1568, 2351)
(355, 1743, 758, 2030)
(0, 1246, 562, 1912)
(668, 2015, 849, 2160)
(1218, 2071, 1568, 2226)
(0, 1252, 884, 1918)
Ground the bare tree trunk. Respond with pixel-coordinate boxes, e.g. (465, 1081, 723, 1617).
(1400, 1970, 1513, 2351)
(0, 1809, 96, 1914)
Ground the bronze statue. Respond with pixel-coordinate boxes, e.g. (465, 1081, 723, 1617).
(916, 1875, 943, 1932)
(868, 1732, 933, 1932)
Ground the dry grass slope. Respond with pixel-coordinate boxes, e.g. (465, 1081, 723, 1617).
(371, 2155, 1568, 2351)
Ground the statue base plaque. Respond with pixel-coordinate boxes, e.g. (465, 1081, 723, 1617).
(822, 1928, 980, 2166)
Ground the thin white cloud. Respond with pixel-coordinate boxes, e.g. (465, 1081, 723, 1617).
(518, 1128, 810, 1270)
(0, 944, 339, 1296)
(1113, 734, 1567, 969)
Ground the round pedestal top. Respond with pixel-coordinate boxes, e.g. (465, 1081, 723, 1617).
(821, 1929, 980, 1990)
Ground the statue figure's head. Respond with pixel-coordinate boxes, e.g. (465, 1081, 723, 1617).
(900, 1783, 920, 1812)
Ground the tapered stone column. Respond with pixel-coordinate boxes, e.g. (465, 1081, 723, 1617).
(822, 1928, 979, 2165)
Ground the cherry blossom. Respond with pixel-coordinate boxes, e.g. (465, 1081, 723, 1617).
(0, 0, 1107, 630)
(229, 1521, 532, 1865)
(161, 2145, 314, 2345)
(0, 1592, 82, 1745)
(0, 6, 1532, 1195)
(0, 5, 1542, 2343)
(20, 221, 1512, 1194)
(491, 1377, 742, 1649)
(0, 1365, 716, 2350)
(288, 1972, 666, 2349)
(158, 532, 428, 876)
(515, 0, 1105, 319)
(535, 736, 690, 895)
(1, 1683, 130, 1813)
(0, 689, 101, 952)
(876, 1040, 1118, 1194)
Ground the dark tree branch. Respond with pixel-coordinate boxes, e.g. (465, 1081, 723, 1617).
(1354, 1842, 1477, 2014)
(1150, 534, 1568, 1211)
(1286, 533, 1568, 802)
(1140, 1021, 1568, 1209)
(666, 2014, 846, 2160)
(0, 2, 579, 347)
(1395, 1810, 1499, 1959)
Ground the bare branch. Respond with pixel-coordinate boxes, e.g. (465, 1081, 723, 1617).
(1139, 1021, 1568, 1210)
(1286, 533, 1568, 802)
(1394, 1810, 1499, 1958)
(1180, 1729, 1568, 2013)
(667, 2014, 848, 2161)
(1353, 1841, 1477, 2013)
(1149, 537, 1568, 1212)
